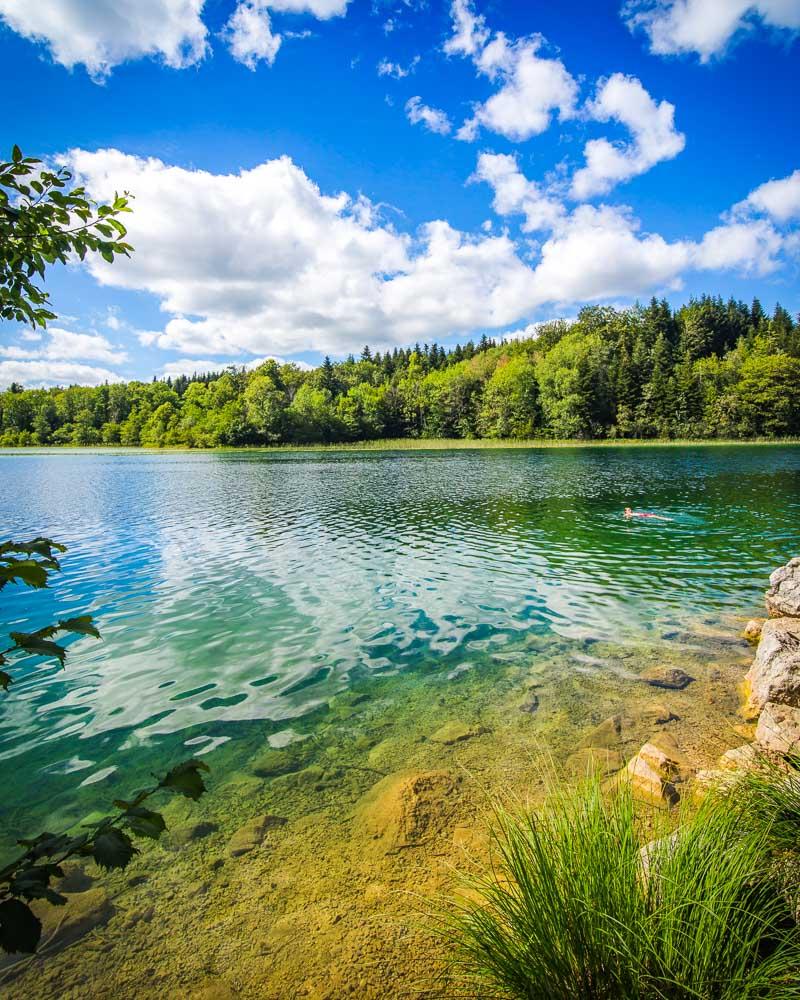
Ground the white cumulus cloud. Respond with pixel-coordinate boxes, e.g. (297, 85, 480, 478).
(443, 0, 489, 57)
(160, 356, 313, 377)
(623, 0, 800, 61)
(267, 0, 350, 15)
(443, 1, 577, 142)
(734, 168, 800, 223)
(460, 34, 578, 142)
(63, 148, 797, 359)
(571, 73, 686, 198)
(224, 0, 281, 68)
(0, 328, 128, 364)
(0, 0, 208, 79)
(405, 96, 452, 135)
(0, 361, 125, 390)
(475, 154, 791, 300)
(473, 152, 565, 232)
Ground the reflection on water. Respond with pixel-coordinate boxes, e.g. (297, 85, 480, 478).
(0, 445, 799, 835)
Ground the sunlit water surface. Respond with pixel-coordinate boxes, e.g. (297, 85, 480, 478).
(1, 445, 799, 845)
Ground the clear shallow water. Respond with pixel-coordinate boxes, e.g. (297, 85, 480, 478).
(1, 445, 799, 843)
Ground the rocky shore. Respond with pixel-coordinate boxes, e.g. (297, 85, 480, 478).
(609, 556, 800, 806)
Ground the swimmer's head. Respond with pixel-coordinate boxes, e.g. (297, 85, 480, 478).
(624, 507, 633, 517)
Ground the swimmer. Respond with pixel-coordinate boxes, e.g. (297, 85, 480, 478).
(624, 507, 672, 521)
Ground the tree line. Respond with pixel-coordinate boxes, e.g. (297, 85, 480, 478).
(1, 296, 799, 447)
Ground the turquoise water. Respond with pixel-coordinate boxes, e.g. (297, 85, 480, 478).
(1, 445, 799, 848)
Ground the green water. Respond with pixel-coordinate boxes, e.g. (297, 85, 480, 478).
(1, 445, 799, 847)
(2, 445, 800, 996)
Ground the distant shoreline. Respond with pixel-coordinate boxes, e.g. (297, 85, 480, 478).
(2, 438, 800, 455)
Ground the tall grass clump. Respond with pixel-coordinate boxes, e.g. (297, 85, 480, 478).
(439, 778, 800, 999)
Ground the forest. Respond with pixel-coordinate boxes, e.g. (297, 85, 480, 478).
(1, 295, 799, 447)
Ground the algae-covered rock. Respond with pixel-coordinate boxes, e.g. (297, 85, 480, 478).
(745, 618, 800, 714)
(33, 886, 114, 955)
(565, 747, 624, 777)
(641, 666, 694, 690)
(430, 721, 486, 745)
(754, 702, 800, 755)
(250, 746, 308, 778)
(185, 979, 237, 1000)
(228, 814, 287, 857)
(636, 702, 678, 725)
(354, 769, 459, 853)
(55, 861, 94, 894)
(576, 714, 623, 750)
(519, 687, 540, 714)
(171, 820, 219, 848)
(766, 557, 800, 618)
(451, 824, 489, 853)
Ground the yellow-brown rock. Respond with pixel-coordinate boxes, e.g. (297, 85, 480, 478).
(576, 715, 623, 749)
(620, 731, 692, 806)
(565, 747, 624, 777)
(354, 769, 459, 854)
(430, 721, 486, 745)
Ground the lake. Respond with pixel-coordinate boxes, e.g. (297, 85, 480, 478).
(1, 444, 799, 997)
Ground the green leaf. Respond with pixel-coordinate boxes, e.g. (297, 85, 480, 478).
(9, 633, 66, 665)
(0, 560, 48, 589)
(92, 828, 138, 870)
(11, 144, 22, 164)
(123, 807, 167, 840)
(0, 899, 42, 954)
(159, 759, 210, 801)
(9, 864, 67, 905)
(57, 615, 101, 639)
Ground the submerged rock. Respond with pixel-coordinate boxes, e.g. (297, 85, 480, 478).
(519, 687, 540, 714)
(637, 702, 678, 725)
(745, 618, 800, 715)
(55, 861, 94, 894)
(430, 721, 486, 745)
(250, 746, 308, 778)
(354, 769, 459, 853)
(754, 702, 800, 755)
(228, 814, 287, 857)
(35, 886, 113, 955)
(577, 714, 623, 749)
(171, 820, 219, 848)
(766, 556, 800, 618)
(565, 747, 624, 777)
(641, 666, 694, 690)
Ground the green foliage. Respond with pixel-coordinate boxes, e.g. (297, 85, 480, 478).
(0, 759, 209, 952)
(0, 538, 210, 953)
(1, 296, 798, 447)
(0, 540, 101, 690)
(439, 778, 800, 999)
(0, 145, 133, 328)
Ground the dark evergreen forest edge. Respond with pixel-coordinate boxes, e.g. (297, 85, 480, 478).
(2, 295, 799, 448)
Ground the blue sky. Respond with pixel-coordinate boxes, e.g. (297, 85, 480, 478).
(0, 0, 799, 387)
